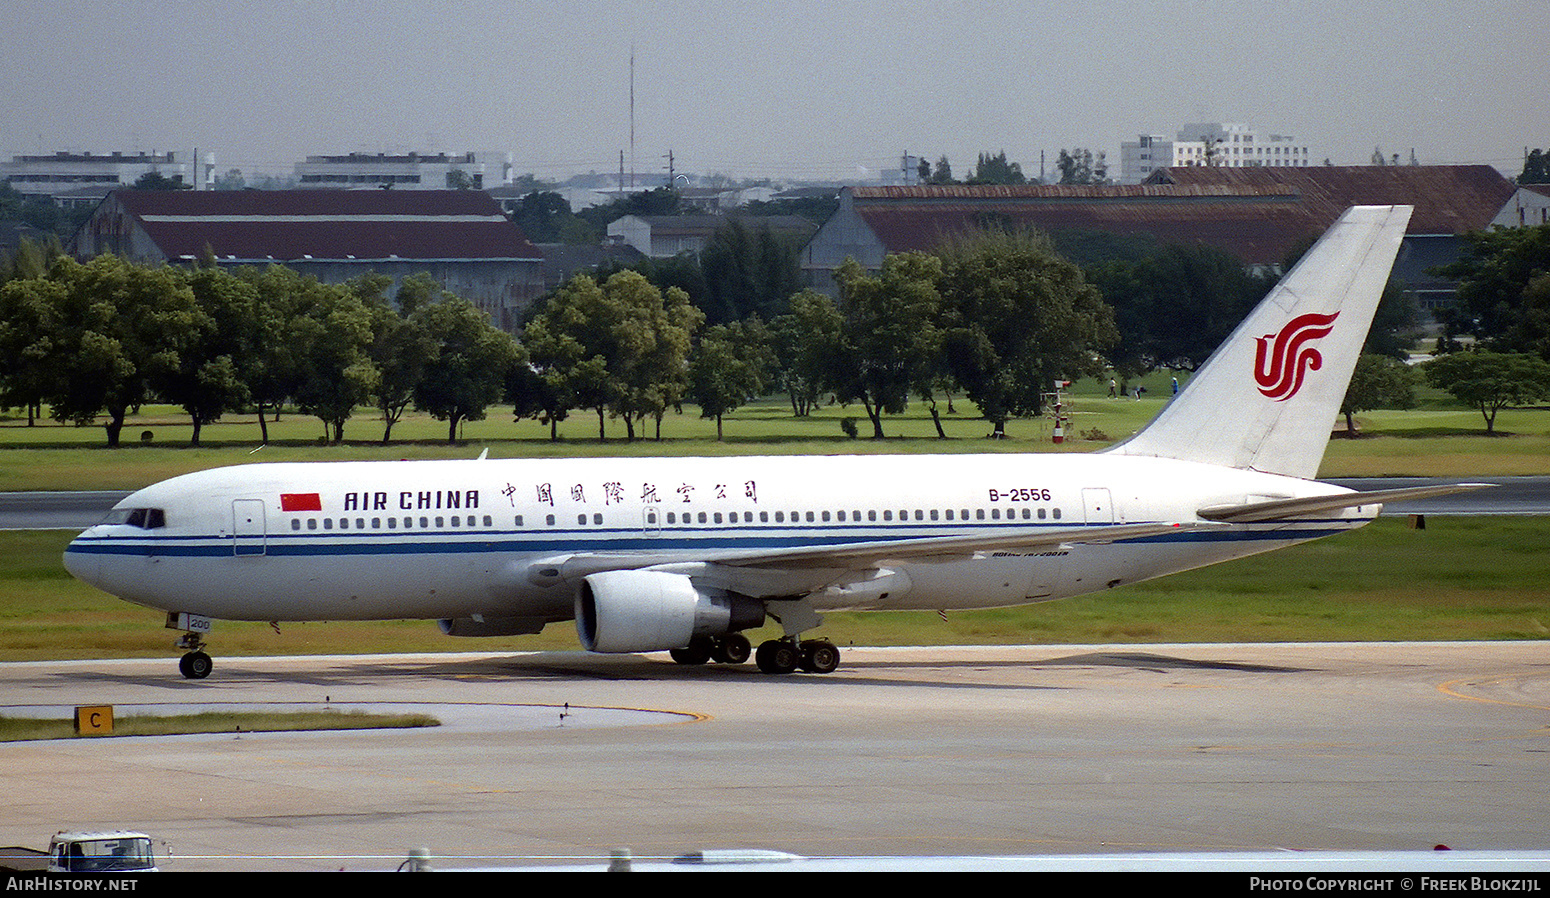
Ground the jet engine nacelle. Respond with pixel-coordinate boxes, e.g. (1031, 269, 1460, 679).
(576, 570, 763, 653)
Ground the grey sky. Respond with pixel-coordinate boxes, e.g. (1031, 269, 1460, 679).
(3, 0, 1540, 182)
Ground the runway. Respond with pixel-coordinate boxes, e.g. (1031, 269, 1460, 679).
(2, 643, 1547, 871)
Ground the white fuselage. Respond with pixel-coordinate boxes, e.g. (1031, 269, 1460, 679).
(63, 453, 1372, 626)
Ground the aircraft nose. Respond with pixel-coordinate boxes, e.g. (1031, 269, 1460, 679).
(62, 531, 104, 589)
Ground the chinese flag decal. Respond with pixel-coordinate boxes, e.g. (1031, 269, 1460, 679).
(1254, 312, 1339, 401)
(280, 493, 322, 512)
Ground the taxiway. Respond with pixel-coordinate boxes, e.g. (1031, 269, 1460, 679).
(2, 643, 1547, 871)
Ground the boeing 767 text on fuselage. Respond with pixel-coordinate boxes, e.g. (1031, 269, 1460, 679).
(63, 206, 1483, 678)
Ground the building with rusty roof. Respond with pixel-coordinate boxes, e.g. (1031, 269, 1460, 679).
(1144, 165, 1518, 307)
(801, 166, 1520, 308)
(73, 189, 544, 331)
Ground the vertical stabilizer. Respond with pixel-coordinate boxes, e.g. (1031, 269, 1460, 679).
(1106, 205, 1413, 479)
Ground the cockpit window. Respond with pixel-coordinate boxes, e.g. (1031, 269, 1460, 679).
(102, 508, 166, 529)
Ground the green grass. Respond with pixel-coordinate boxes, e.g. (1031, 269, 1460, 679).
(0, 710, 440, 742)
(2, 377, 1546, 658)
(2, 372, 1548, 491)
(4, 517, 1546, 661)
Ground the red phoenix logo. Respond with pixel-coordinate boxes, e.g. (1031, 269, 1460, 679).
(1254, 312, 1339, 401)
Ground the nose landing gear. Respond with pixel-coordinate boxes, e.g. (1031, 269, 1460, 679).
(168, 612, 215, 680)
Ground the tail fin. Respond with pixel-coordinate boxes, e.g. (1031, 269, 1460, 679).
(1106, 205, 1413, 479)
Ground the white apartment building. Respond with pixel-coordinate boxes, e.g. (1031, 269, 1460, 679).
(295, 151, 513, 189)
(1, 150, 213, 205)
(1119, 123, 1311, 184)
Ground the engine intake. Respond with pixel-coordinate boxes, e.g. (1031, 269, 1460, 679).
(576, 570, 763, 653)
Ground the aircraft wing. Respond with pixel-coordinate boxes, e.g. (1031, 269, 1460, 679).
(1196, 483, 1494, 523)
(708, 520, 1210, 568)
(542, 520, 1218, 587)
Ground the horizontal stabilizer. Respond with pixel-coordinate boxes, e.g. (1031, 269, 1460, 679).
(1196, 483, 1494, 523)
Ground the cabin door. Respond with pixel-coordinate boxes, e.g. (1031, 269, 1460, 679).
(1082, 488, 1115, 524)
(232, 499, 267, 557)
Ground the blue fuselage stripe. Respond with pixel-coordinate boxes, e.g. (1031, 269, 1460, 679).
(64, 522, 1349, 559)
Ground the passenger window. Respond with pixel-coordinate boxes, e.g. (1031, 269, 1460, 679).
(513, 515, 522, 527)
(760, 511, 769, 522)
(291, 519, 301, 531)
(593, 513, 603, 525)
(545, 514, 555, 526)
(307, 518, 318, 530)
(577, 514, 587, 525)
(1053, 508, 1062, 519)
(323, 518, 333, 530)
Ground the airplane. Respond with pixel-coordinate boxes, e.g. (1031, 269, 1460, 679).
(63, 204, 1486, 679)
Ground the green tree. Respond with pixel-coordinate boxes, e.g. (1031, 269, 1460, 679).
(769, 290, 841, 417)
(1340, 353, 1417, 436)
(830, 254, 944, 439)
(287, 278, 379, 443)
(0, 274, 65, 425)
(523, 270, 700, 441)
(1433, 223, 1550, 356)
(166, 266, 255, 446)
(1424, 350, 1550, 435)
(413, 295, 522, 443)
(937, 230, 1117, 437)
(968, 151, 1026, 185)
(130, 171, 190, 190)
(43, 255, 200, 447)
(698, 219, 801, 324)
(607, 271, 703, 440)
(234, 265, 314, 444)
(688, 319, 774, 440)
(1520, 149, 1550, 185)
(511, 191, 581, 244)
(368, 273, 439, 444)
(1055, 148, 1108, 185)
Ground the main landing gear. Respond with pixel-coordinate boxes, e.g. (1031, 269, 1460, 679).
(667, 600, 840, 675)
(668, 634, 841, 674)
(669, 633, 753, 666)
(754, 638, 840, 675)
